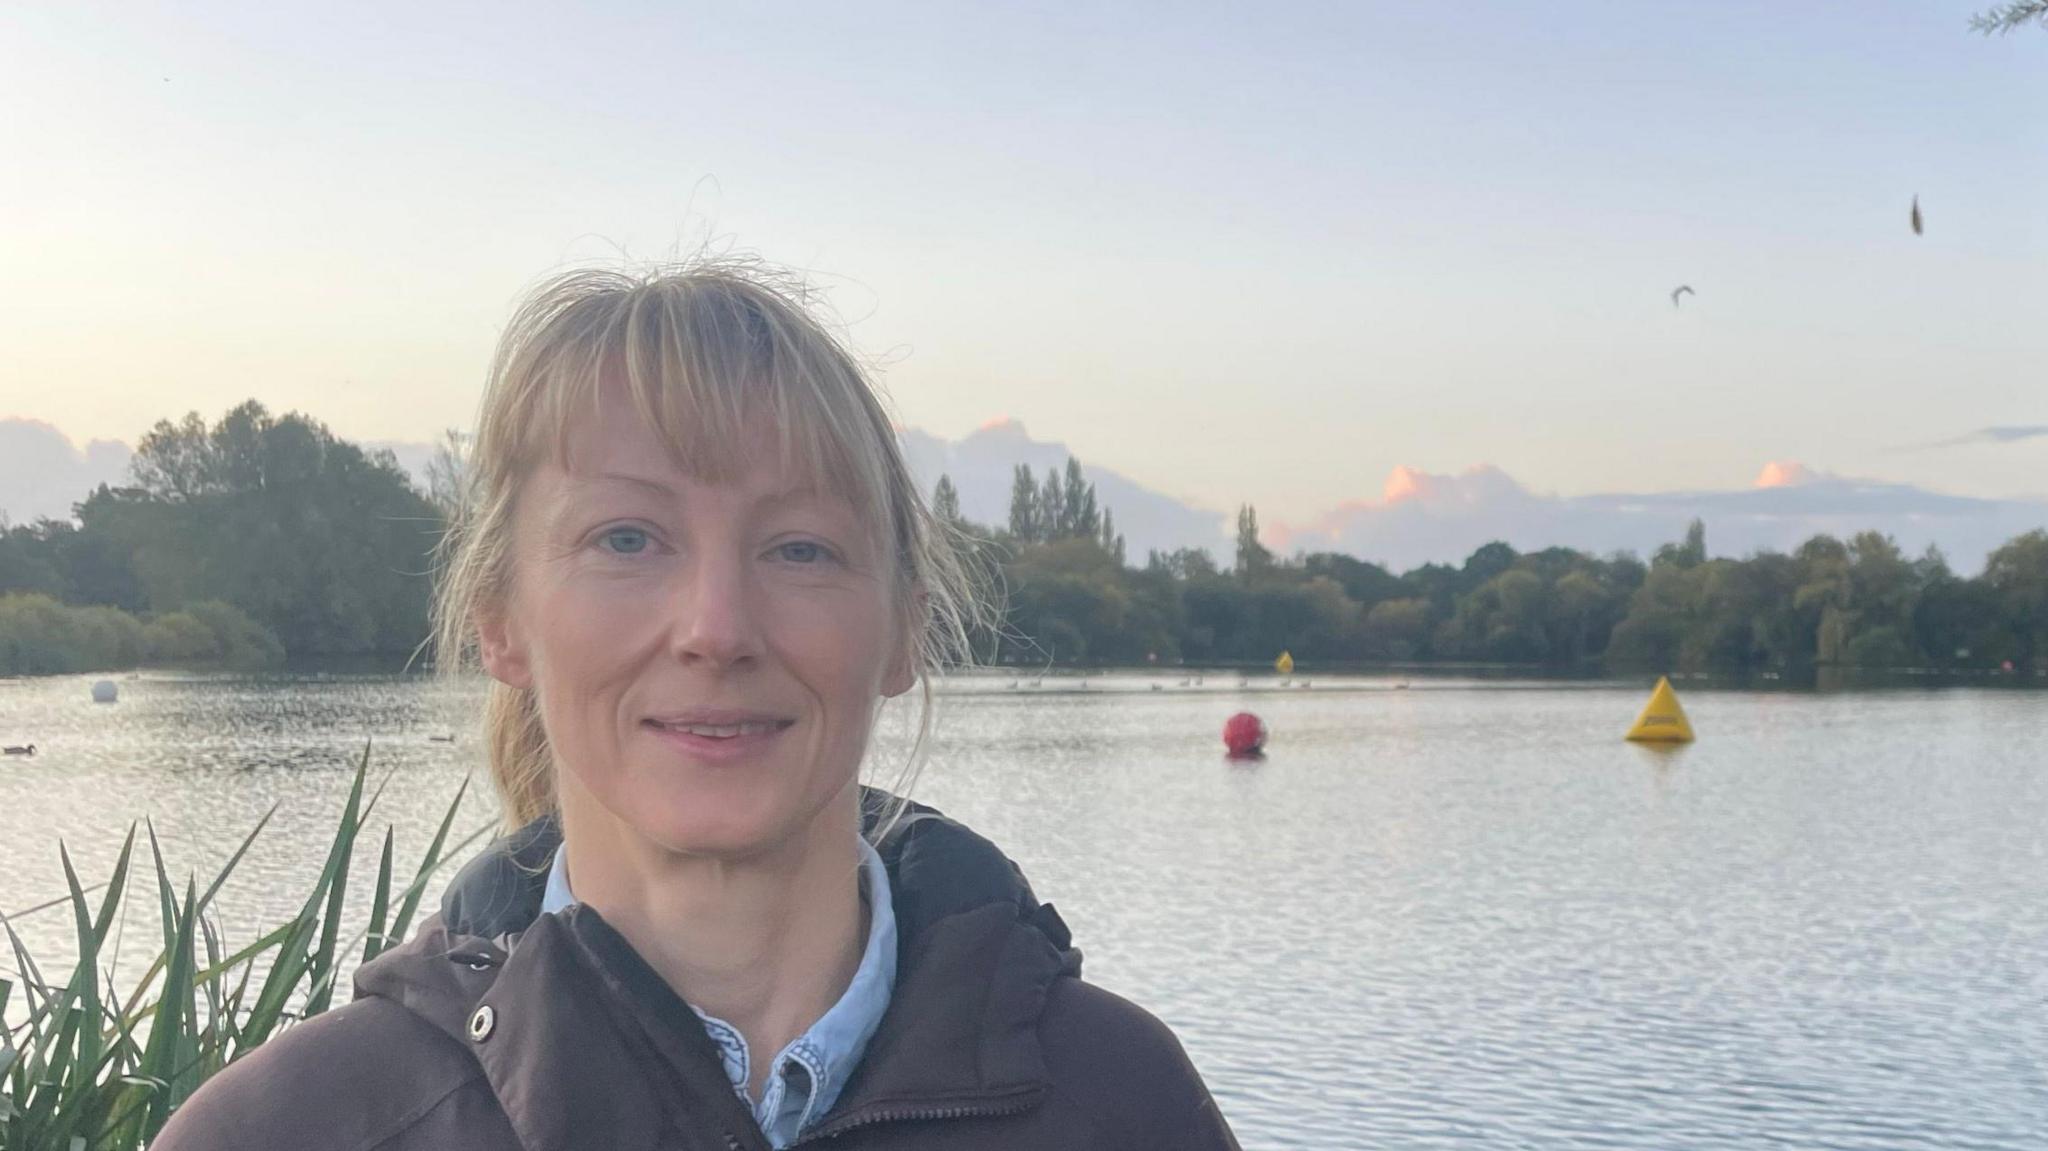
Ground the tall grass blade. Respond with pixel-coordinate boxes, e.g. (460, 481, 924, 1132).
(197, 918, 224, 1059)
(300, 743, 370, 1017)
(85, 831, 137, 955)
(194, 806, 276, 914)
(136, 877, 201, 1137)
(0, 886, 111, 925)
(188, 921, 297, 991)
(45, 846, 103, 1148)
(143, 823, 179, 960)
(238, 746, 368, 1046)
(363, 830, 394, 969)
(327, 817, 492, 978)
(234, 912, 314, 1055)
(389, 775, 470, 947)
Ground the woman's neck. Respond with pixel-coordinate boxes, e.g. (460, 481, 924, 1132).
(557, 781, 870, 1100)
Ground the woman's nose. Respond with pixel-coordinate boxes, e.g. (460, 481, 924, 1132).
(667, 547, 764, 668)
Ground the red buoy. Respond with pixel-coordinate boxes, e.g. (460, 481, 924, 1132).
(1223, 711, 1266, 757)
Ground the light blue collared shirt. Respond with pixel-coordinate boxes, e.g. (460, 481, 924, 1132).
(539, 839, 898, 1148)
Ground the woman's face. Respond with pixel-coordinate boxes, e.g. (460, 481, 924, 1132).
(479, 386, 913, 860)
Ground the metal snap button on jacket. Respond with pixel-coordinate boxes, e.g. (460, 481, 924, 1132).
(468, 1005, 496, 1042)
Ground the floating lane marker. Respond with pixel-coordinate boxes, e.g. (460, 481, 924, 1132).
(1624, 676, 1696, 743)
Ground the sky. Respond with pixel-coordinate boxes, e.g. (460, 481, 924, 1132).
(3, 0, 2044, 532)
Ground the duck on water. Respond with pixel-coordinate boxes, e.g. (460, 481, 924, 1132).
(3, 744, 35, 756)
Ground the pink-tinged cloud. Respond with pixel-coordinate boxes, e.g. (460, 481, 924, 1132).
(1754, 461, 1826, 489)
(1382, 465, 1429, 504)
(1267, 465, 1533, 555)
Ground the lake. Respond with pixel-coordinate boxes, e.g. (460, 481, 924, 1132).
(3, 671, 2044, 1149)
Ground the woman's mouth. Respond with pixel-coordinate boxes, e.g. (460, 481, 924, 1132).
(646, 719, 789, 738)
(641, 716, 795, 763)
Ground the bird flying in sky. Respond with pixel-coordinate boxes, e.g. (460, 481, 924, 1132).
(1670, 284, 1695, 308)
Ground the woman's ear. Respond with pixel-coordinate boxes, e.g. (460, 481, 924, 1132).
(880, 584, 927, 699)
(475, 604, 534, 690)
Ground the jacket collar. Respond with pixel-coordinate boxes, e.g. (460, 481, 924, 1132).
(433, 789, 1071, 953)
(357, 792, 1080, 1148)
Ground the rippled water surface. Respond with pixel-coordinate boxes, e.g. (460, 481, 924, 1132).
(4, 672, 2044, 1148)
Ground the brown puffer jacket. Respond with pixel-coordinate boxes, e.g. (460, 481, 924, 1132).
(154, 797, 1241, 1150)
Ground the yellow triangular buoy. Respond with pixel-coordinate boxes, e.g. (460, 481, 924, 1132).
(1625, 676, 1695, 743)
(1275, 650, 1294, 675)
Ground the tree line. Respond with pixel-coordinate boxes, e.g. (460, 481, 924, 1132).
(1, 401, 439, 674)
(5, 402, 2045, 678)
(953, 468, 2048, 676)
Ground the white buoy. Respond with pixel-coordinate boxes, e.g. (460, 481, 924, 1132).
(91, 680, 118, 704)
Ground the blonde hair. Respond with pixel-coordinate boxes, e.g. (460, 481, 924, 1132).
(432, 259, 992, 832)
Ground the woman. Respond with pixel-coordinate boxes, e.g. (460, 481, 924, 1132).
(158, 261, 1240, 1150)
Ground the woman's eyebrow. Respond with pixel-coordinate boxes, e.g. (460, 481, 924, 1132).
(568, 472, 678, 499)
(754, 485, 827, 511)
(564, 474, 848, 519)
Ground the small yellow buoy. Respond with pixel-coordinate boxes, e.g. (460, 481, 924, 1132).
(1624, 676, 1695, 743)
(1275, 650, 1294, 675)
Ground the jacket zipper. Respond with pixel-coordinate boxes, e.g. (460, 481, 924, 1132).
(790, 1095, 1040, 1145)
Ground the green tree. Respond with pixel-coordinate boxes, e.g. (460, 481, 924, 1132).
(209, 399, 272, 492)
(1038, 467, 1067, 541)
(1234, 504, 1272, 579)
(129, 412, 216, 501)
(1438, 568, 1550, 662)
(1007, 465, 1040, 543)
(1606, 556, 1702, 671)
(1062, 457, 1099, 540)
(1844, 626, 1913, 668)
(1241, 576, 1356, 662)
(1972, 1, 2048, 34)
(1984, 529, 2048, 668)
(1147, 547, 1218, 580)
(1098, 507, 1125, 565)
(1178, 573, 1240, 660)
(0, 520, 67, 599)
(1547, 567, 1630, 666)
(1915, 566, 2012, 668)
(1362, 597, 1431, 660)
(1400, 562, 1462, 623)
(1459, 541, 1519, 591)
(1681, 559, 1783, 671)
(1302, 552, 1403, 611)
(48, 513, 146, 611)
(931, 474, 963, 525)
(1654, 519, 1708, 570)
(423, 428, 471, 519)
(1001, 539, 1134, 664)
(1793, 535, 1854, 665)
(1719, 552, 1807, 671)
(95, 402, 440, 660)
(1845, 531, 1922, 662)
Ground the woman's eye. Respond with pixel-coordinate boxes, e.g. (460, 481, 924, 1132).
(598, 527, 650, 555)
(775, 540, 831, 565)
